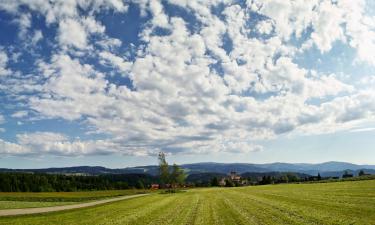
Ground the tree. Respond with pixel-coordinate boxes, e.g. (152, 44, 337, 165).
(279, 175, 289, 183)
(359, 170, 365, 176)
(317, 173, 321, 181)
(135, 180, 144, 189)
(211, 177, 219, 187)
(342, 170, 353, 178)
(158, 152, 170, 187)
(225, 179, 234, 187)
(170, 164, 186, 187)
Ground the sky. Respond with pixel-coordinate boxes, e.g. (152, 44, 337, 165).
(1, 0, 375, 168)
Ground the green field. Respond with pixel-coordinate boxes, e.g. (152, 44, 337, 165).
(0, 201, 76, 210)
(1, 180, 375, 225)
(0, 189, 148, 202)
(0, 189, 149, 210)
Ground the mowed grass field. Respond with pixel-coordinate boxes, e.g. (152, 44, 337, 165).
(1, 180, 375, 225)
(0, 189, 148, 209)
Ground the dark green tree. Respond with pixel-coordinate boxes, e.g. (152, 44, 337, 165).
(135, 180, 145, 189)
(211, 177, 219, 186)
(158, 152, 170, 187)
(342, 170, 353, 178)
(359, 170, 365, 176)
(225, 179, 234, 187)
(170, 163, 186, 187)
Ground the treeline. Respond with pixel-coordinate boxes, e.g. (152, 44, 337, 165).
(185, 172, 311, 187)
(0, 173, 157, 192)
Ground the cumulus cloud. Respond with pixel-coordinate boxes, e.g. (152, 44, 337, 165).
(11, 111, 28, 118)
(256, 20, 274, 35)
(31, 30, 43, 45)
(0, 50, 11, 76)
(0, 139, 29, 155)
(0, 132, 120, 156)
(58, 19, 88, 49)
(99, 51, 132, 74)
(15, 12, 32, 37)
(310, 0, 346, 53)
(0, 0, 375, 157)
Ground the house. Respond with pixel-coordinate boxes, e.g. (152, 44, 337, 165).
(230, 171, 241, 182)
(150, 184, 159, 189)
(219, 171, 247, 186)
(219, 177, 226, 186)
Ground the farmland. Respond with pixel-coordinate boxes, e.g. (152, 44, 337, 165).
(0, 189, 148, 210)
(0, 201, 75, 210)
(1, 180, 375, 225)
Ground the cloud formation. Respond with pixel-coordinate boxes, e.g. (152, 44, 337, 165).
(0, 0, 375, 157)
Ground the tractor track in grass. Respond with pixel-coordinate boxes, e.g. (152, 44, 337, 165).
(0, 193, 149, 217)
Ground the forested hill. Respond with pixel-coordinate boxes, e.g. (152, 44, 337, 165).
(2, 161, 375, 176)
(0, 173, 156, 192)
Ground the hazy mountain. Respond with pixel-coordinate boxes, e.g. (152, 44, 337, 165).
(1, 161, 375, 176)
(257, 161, 375, 172)
(0, 166, 131, 175)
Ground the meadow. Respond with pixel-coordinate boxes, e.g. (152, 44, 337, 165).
(1, 180, 375, 225)
(0, 189, 148, 209)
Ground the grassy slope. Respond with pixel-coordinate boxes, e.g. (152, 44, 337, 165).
(1, 180, 375, 225)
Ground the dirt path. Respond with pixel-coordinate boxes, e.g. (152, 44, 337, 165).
(0, 193, 149, 217)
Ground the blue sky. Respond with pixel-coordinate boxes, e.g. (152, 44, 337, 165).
(1, 0, 375, 168)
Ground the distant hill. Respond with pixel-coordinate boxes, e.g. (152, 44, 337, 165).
(241, 171, 311, 180)
(0, 166, 131, 175)
(185, 171, 312, 185)
(1, 161, 375, 177)
(186, 172, 226, 185)
(255, 161, 375, 174)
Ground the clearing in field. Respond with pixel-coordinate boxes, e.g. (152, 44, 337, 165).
(1, 180, 375, 225)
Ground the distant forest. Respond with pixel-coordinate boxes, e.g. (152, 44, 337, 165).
(1, 170, 371, 192)
(0, 173, 156, 192)
(0, 171, 310, 192)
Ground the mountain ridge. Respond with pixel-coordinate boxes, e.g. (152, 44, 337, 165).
(1, 161, 375, 177)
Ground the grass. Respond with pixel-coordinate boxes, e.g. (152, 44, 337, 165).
(0, 189, 151, 210)
(1, 180, 375, 224)
(0, 189, 149, 202)
(303, 174, 375, 184)
(0, 201, 76, 210)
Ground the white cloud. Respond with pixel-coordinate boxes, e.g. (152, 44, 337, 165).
(310, 1, 345, 53)
(97, 37, 122, 50)
(31, 54, 108, 120)
(350, 127, 375, 133)
(250, 0, 317, 40)
(0, 139, 30, 155)
(1, 0, 375, 158)
(99, 51, 132, 74)
(18, 132, 83, 155)
(16, 12, 32, 37)
(11, 111, 28, 118)
(0, 50, 11, 76)
(31, 30, 43, 45)
(0, 132, 120, 156)
(340, 0, 375, 65)
(58, 19, 88, 49)
(149, 0, 169, 28)
(223, 142, 264, 153)
(256, 20, 273, 35)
